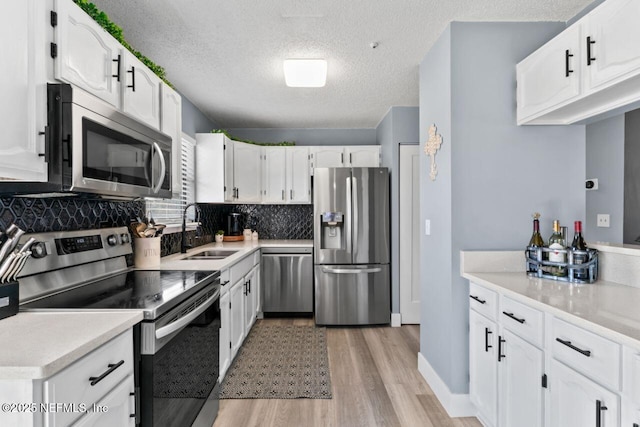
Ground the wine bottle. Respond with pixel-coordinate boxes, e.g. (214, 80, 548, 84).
(527, 213, 544, 273)
(571, 220, 588, 280)
(548, 220, 566, 276)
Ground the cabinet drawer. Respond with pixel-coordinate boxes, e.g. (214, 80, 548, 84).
(230, 252, 255, 283)
(624, 346, 640, 404)
(44, 329, 134, 426)
(469, 282, 498, 321)
(500, 296, 544, 347)
(552, 317, 621, 390)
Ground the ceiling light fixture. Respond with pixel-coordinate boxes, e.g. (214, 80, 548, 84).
(283, 59, 327, 87)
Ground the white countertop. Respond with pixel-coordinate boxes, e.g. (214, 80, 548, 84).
(145, 239, 313, 271)
(463, 271, 640, 349)
(0, 311, 143, 380)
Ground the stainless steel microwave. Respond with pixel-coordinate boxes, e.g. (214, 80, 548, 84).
(1, 84, 172, 199)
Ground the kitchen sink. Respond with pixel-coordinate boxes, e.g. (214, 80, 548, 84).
(182, 249, 238, 260)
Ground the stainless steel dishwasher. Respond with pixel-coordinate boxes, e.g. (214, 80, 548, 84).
(262, 247, 313, 313)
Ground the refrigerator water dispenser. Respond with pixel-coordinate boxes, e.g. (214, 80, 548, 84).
(320, 212, 344, 249)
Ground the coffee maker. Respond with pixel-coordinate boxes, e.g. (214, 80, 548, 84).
(227, 213, 243, 236)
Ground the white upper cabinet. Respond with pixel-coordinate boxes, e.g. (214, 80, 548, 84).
(121, 50, 161, 129)
(195, 133, 227, 203)
(517, 24, 582, 124)
(517, 0, 640, 125)
(345, 146, 381, 167)
(311, 145, 381, 170)
(312, 146, 345, 168)
(55, 0, 121, 108)
(263, 147, 287, 203)
(262, 146, 310, 204)
(0, 0, 49, 181)
(287, 146, 310, 203)
(160, 82, 182, 198)
(233, 142, 262, 203)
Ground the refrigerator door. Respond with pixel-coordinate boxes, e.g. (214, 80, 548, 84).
(314, 168, 352, 264)
(351, 168, 390, 264)
(314, 264, 390, 325)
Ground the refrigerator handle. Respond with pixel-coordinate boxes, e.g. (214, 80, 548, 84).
(352, 176, 358, 258)
(346, 176, 352, 255)
(321, 267, 382, 274)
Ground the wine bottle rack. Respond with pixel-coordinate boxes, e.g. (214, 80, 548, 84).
(525, 246, 598, 284)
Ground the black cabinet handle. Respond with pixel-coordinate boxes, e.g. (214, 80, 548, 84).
(498, 336, 506, 362)
(248, 279, 251, 294)
(222, 280, 230, 286)
(556, 338, 591, 357)
(633, 423, 638, 427)
(127, 66, 136, 91)
(503, 311, 526, 324)
(587, 36, 596, 66)
(469, 295, 486, 304)
(484, 327, 492, 352)
(243, 282, 247, 296)
(112, 54, 121, 81)
(565, 49, 574, 77)
(595, 399, 607, 427)
(89, 360, 124, 386)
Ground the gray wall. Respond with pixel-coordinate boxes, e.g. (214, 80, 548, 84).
(585, 115, 624, 243)
(226, 128, 377, 146)
(377, 107, 420, 315)
(420, 21, 586, 394)
(624, 109, 640, 244)
(181, 94, 219, 138)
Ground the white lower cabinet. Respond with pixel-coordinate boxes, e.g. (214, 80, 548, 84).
(622, 397, 640, 427)
(498, 330, 544, 427)
(219, 290, 231, 381)
(72, 377, 135, 427)
(229, 278, 246, 358)
(469, 309, 498, 427)
(549, 359, 619, 427)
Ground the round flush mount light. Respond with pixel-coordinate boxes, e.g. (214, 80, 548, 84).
(283, 59, 327, 87)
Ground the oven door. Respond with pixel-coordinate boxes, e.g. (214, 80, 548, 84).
(139, 286, 220, 427)
(68, 102, 172, 199)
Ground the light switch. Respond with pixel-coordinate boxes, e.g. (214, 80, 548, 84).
(425, 219, 431, 235)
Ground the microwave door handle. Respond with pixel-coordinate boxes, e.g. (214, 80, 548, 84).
(151, 142, 166, 194)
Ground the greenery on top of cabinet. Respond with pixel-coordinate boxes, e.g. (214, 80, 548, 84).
(210, 129, 296, 146)
(72, 0, 173, 88)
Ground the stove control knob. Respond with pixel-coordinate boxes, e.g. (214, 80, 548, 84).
(120, 233, 131, 244)
(31, 241, 47, 259)
(106, 234, 118, 246)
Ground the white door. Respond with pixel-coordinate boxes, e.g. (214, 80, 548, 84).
(254, 264, 262, 317)
(263, 147, 287, 203)
(230, 278, 246, 358)
(121, 50, 161, 129)
(621, 397, 640, 427)
(312, 147, 345, 168)
(55, 0, 121, 107)
(72, 376, 135, 427)
(345, 146, 380, 167)
(0, 0, 48, 181)
(516, 24, 582, 124)
(234, 142, 262, 203)
(549, 359, 620, 427)
(224, 137, 235, 202)
(399, 144, 421, 324)
(160, 83, 182, 197)
(469, 310, 498, 427)
(498, 330, 544, 427)
(243, 270, 256, 337)
(585, 0, 640, 91)
(287, 146, 310, 203)
(219, 291, 231, 381)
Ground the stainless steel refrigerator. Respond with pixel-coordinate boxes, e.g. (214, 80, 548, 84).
(313, 167, 390, 325)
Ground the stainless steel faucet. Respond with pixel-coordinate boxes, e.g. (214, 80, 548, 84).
(181, 202, 202, 253)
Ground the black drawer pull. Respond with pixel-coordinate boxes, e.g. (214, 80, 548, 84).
(596, 399, 607, 427)
(498, 336, 506, 362)
(470, 295, 486, 304)
(485, 327, 492, 352)
(89, 360, 125, 386)
(556, 338, 591, 357)
(503, 311, 525, 324)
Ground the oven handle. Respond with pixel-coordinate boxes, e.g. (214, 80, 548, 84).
(155, 289, 219, 340)
(151, 142, 166, 194)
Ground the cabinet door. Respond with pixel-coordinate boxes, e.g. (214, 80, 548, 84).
(219, 291, 231, 381)
(55, 0, 121, 107)
(72, 376, 135, 427)
(516, 24, 582, 124)
(160, 83, 182, 198)
(498, 330, 544, 427)
(549, 359, 620, 427)
(287, 147, 310, 203)
(263, 147, 287, 203)
(469, 310, 498, 427)
(234, 142, 262, 203)
(0, 0, 48, 181)
(254, 264, 262, 317)
(585, 0, 640, 91)
(345, 146, 380, 167)
(244, 268, 257, 337)
(230, 279, 246, 358)
(622, 397, 640, 427)
(121, 50, 161, 129)
(224, 138, 235, 202)
(312, 147, 345, 168)
(195, 133, 225, 203)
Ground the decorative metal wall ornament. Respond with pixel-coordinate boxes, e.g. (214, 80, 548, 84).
(424, 124, 443, 181)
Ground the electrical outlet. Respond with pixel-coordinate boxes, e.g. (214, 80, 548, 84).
(597, 214, 610, 228)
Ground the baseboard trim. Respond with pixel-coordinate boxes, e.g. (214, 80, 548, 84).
(391, 313, 401, 327)
(417, 352, 476, 418)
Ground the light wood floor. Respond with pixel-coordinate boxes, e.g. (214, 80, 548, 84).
(213, 318, 481, 427)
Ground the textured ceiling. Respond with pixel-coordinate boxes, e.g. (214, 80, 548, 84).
(91, 0, 593, 129)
